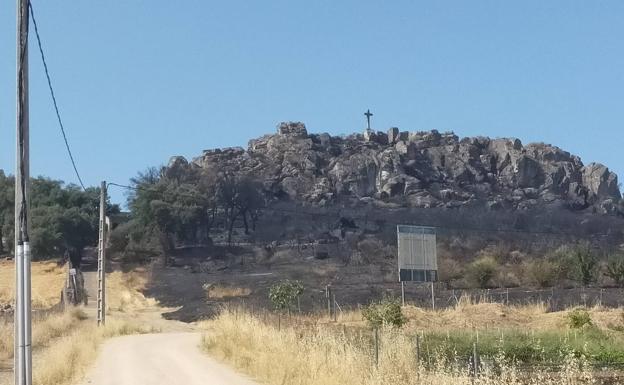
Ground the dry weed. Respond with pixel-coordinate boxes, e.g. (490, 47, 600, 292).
(106, 270, 158, 312)
(200, 305, 601, 385)
(32, 318, 158, 385)
(204, 284, 252, 300)
(0, 260, 65, 309)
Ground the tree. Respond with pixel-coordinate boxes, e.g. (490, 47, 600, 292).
(234, 177, 265, 235)
(217, 173, 265, 244)
(0, 171, 14, 255)
(268, 280, 304, 313)
(568, 244, 598, 286)
(0, 173, 118, 262)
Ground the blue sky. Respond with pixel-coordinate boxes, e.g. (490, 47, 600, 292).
(1, 1, 623, 205)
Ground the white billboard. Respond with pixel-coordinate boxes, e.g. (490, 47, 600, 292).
(397, 225, 437, 282)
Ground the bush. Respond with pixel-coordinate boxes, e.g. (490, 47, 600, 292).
(568, 308, 592, 329)
(438, 257, 463, 283)
(568, 245, 598, 286)
(362, 296, 406, 328)
(268, 280, 304, 312)
(467, 256, 498, 288)
(604, 254, 624, 287)
(525, 259, 559, 288)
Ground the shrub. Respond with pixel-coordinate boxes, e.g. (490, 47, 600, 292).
(568, 245, 598, 286)
(525, 259, 559, 288)
(362, 296, 406, 328)
(492, 270, 521, 288)
(438, 257, 463, 283)
(604, 254, 624, 287)
(467, 256, 498, 288)
(568, 308, 592, 329)
(268, 280, 304, 312)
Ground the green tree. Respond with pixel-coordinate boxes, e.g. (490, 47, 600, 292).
(568, 244, 598, 286)
(268, 280, 304, 313)
(0, 173, 119, 261)
(0, 171, 14, 255)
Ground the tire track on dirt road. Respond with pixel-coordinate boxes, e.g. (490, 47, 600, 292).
(80, 332, 259, 385)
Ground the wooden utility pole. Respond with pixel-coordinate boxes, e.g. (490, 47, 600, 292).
(15, 0, 32, 384)
(97, 181, 107, 326)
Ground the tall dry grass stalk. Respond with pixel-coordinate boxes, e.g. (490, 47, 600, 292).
(200, 309, 596, 385)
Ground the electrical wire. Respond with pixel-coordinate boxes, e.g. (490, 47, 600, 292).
(29, 1, 87, 191)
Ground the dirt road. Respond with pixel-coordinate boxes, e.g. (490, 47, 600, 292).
(80, 332, 259, 385)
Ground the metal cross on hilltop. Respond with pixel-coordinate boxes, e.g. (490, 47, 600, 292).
(364, 109, 373, 130)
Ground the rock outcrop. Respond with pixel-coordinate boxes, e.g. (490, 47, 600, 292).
(186, 122, 622, 215)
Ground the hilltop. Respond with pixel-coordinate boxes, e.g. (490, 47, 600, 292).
(182, 122, 621, 216)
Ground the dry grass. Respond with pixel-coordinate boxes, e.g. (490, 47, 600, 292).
(32, 317, 158, 385)
(0, 260, 65, 309)
(0, 308, 87, 362)
(332, 295, 623, 333)
(106, 269, 158, 312)
(1, 268, 161, 385)
(204, 284, 252, 300)
(200, 308, 596, 385)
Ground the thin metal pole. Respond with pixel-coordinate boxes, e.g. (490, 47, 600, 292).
(15, 0, 31, 383)
(326, 285, 332, 319)
(97, 181, 107, 326)
(430, 281, 435, 310)
(401, 281, 405, 306)
(472, 342, 479, 379)
(415, 334, 421, 365)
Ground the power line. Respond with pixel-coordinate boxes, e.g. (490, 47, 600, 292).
(29, 2, 87, 191)
(106, 181, 612, 238)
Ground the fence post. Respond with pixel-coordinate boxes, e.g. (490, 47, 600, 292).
(326, 285, 332, 319)
(401, 281, 405, 306)
(472, 342, 479, 380)
(278, 313, 281, 332)
(374, 328, 379, 367)
(415, 334, 421, 365)
(332, 294, 337, 322)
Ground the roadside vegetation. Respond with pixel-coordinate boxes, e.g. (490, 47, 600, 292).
(0, 172, 119, 262)
(199, 296, 624, 385)
(0, 260, 65, 309)
(0, 263, 159, 385)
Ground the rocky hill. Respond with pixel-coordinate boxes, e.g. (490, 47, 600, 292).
(181, 122, 621, 217)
